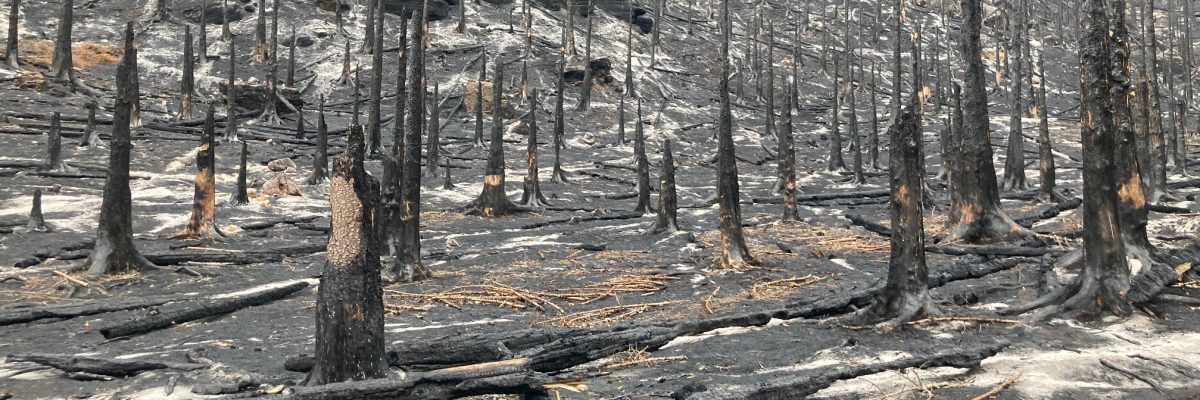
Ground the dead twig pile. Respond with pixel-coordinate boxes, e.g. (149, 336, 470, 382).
(531, 301, 680, 328)
(384, 274, 677, 314)
(604, 346, 688, 369)
(749, 274, 829, 300)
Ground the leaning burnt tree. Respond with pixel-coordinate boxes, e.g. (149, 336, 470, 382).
(466, 58, 521, 217)
(945, 0, 1033, 244)
(305, 126, 390, 386)
(386, 5, 432, 284)
(1004, 0, 1176, 321)
(713, 0, 755, 270)
(83, 23, 156, 276)
(519, 89, 550, 207)
(175, 105, 224, 239)
(4, 0, 18, 70)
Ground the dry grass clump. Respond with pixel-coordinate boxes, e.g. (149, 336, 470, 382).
(531, 301, 679, 328)
(20, 40, 123, 69)
(749, 274, 829, 300)
(604, 346, 688, 369)
(384, 273, 677, 314)
(0, 270, 142, 303)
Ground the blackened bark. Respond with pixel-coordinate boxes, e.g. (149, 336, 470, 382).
(177, 105, 222, 239)
(634, 98, 652, 213)
(231, 140, 250, 205)
(617, 95, 627, 146)
(576, 0, 594, 110)
(764, 20, 775, 146)
(714, 0, 755, 270)
(1034, 53, 1062, 203)
(456, 0, 466, 33)
(363, 0, 376, 54)
(27, 189, 49, 232)
(287, 26, 296, 87)
(305, 126, 389, 386)
(650, 0, 661, 67)
(1145, 0, 1170, 171)
(78, 101, 99, 147)
(179, 25, 196, 121)
(308, 98, 330, 184)
(352, 69, 362, 126)
(50, 0, 74, 83)
(468, 58, 518, 216)
(849, 65, 865, 185)
(224, 37, 239, 142)
(946, 0, 1032, 244)
(473, 50, 486, 148)
(780, 91, 799, 222)
(221, 0, 232, 40)
(366, 4, 385, 155)
(83, 23, 156, 276)
(337, 39, 352, 85)
(387, 6, 432, 283)
(1001, 2, 1027, 192)
(257, 0, 281, 125)
(520, 0, 531, 100)
(869, 62, 880, 170)
(520, 89, 548, 207)
(625, 0, 634, 97)
(828, 57, 846, 172)
(645, 139, 680, 234)
(426, 82, 442, 178)
(41, 112, 69, 172)
(551, 48, 569, 183)
(295, 106, 306, 139)
(251, 0, 268, 62)
(4, 0, 18, 70)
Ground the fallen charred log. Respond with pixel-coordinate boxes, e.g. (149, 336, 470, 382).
(6, 353, 207, 377)
(281, 359, 551, 400)
(97, 281, 309, 339)
(0, 295, 184, 326)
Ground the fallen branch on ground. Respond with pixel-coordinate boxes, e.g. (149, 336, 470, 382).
(97, 281, 310, 339)
(6, 353, 206, 377)
(970, 371, 1022, 400)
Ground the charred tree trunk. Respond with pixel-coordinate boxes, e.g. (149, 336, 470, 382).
(869, 62, 880, 170)
(78, 101, 99, 147)
(576, 0, 594, 111)
(178, 25, 196, 121)
(308, 98, 330, 184)
(296, 106, 306, 139)
(4, 0, 18, 70)
(1001, 1, 1027, 191)
(551, 48, 569, 183)
(520, 89, 548, 207)
(224, 37, 239, 142)
(645, 139, 680, 234)
(625, 0, 635, 97)
(257, 0, 282, 125)
(176, 105, 223, 239)
(231, 140, 250, 205)
(83, 23, 156, 276)
(426, 82, 442, 178)
(828, 57, 846, 172)
(40, 112, 69, 172)
(634, 98, 652, 213)
(520, 0, 531, 100)
(467, 58, 518, 217)
(1034, 52, 1063, 203)
(352, 69, 362, 126)
(387, 6, 432, 283)
(366, 3, 385, 155)
(337, 39, 352, 86)
(287, 26, 296, 87)
(472, 50, 486, 148)
(27, 189, 49, 232)
(714, 0, 755, 270)
(780, 90, 799, 222)
(849, 65, 865, 185)
(305, 126, 389, 386)
(946, 0, 1033, 244)
(617, 95, 627, 146)
(856, 96, 934, 326)
(221, 0, 233, 40)
(50, 0, 75, 84)
(251, 0, 268, 62)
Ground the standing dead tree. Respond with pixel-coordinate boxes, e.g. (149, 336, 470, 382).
(287, 26, 296, 87)
(471, 50, 487, 149)
(307, 97, 330, 185)
(387, 5, 432, 284)
(78, 101, 100, 148)
(39, 112, 70, 172)
(83, 23, 156, 276)
(576, 0, 595, 110)
(27, 189, 50, 232)
(1033, 51, 1064, 203)
(551, 45, 569, 183)
(176, 105, 224, 239)
(828, 56, 846, 172)
(295, 105, 305, 139)
(257, 0, 283, 125)
(519, 89, 549, 207)
(221, 0, 233, 40)
(945, 0, 1033, 244)
(426, 82, 442, 178)
(50, 0, 78, 88)
(634, 98, 652, 213)
(231, 140, 250, 206)
(251, 0, 268, 62)
(624, 0, 635, 97)
(645, 138, 680, 234)
(366, 3, 385, 155)
(4, 0, 18, 70)
(869, 62, 880, 170)
(713, 0, 755, 270)
(178, 25, 197, 121)
(224, 37, 239, 142)
(466, 58, 520, 217)
(848, 64, 865, 185)
(1001, 0, 1027, 191)
(305, 126, 389, 386)
(780, 89, 799, 222)
(362, 0, 376, 54)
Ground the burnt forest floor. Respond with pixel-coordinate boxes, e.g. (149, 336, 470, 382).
(3, 0, 1200, 398)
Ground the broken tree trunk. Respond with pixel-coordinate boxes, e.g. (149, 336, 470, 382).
(634, 98, 652, 213)
(7, 353, 207, 378)
(307, 98, 330, 184)
(713, 0, 755, 270)
(26, 189, 50, 232)
(3, 0, 18, 70)
(49, 0, 75, 84)
(466, 58, 520, 217)
(97, 281, 309, 339)
(386, 4, 432, 284)
(231, 140, 250, 205)
(305, 126, 389, 386)
(519, 89, 549, 207)
(82, 23, 156, 276)
(645, 138, 680, 234)
(77, 101, 100, 148)
(0, 295, 185, 326)
(780, 92, 799, 221)
(179, 25, 197, 121)
(175, 105, 223, 239)
(39, 112, 70, 172)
